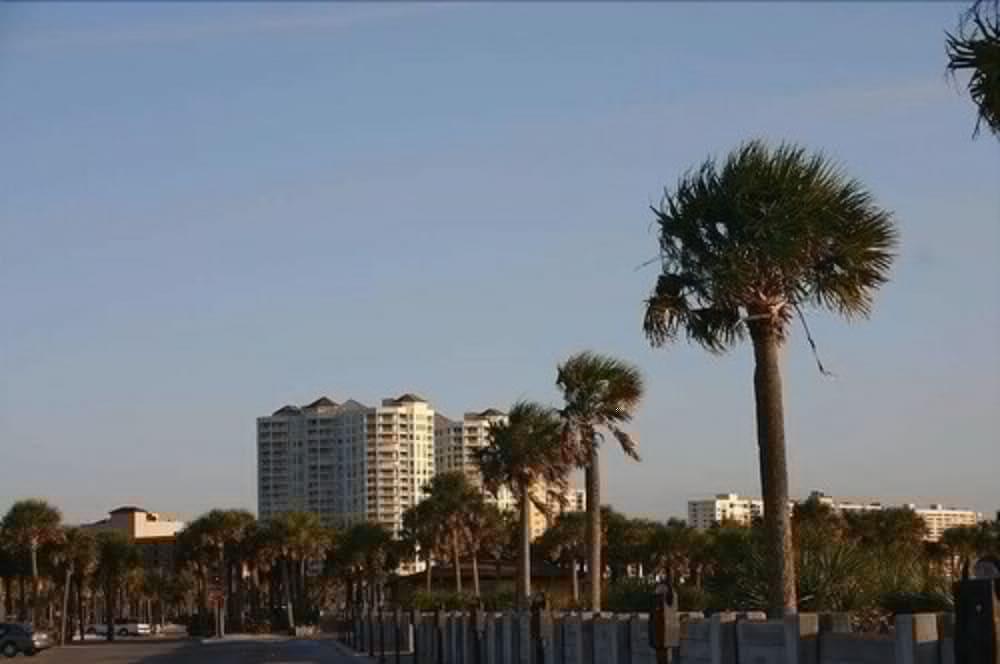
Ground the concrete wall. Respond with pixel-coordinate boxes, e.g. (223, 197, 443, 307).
(349, 610, 955, 664)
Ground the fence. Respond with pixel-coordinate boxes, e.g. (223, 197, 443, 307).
(342, 608, 957, 664)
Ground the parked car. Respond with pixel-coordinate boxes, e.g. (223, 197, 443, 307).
(0, 622, 52, 657)
(85, 619, 151, 637)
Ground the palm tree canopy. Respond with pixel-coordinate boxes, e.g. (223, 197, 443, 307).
(95, 530, 140, 582)
(643, 140, 898, 352)
(2, 499, 63, 551)
(476, 400, 572, 509)
(557, 351, 644, 461)
(947, 0, 1000, 137)
(55, 527, 97, 576)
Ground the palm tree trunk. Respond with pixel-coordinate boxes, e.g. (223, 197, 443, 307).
(76, 578, 86, 645)
(571, 559, 579, 605)
(282, 558, 295, 631)
(518, 480, 532, 606)
(18, 576, 27, 621)
(585, 446, 602, 611)
(106, 578, 115, 642)
(60, 567, 72, 645)
(472, 554, 480, 598)
(425, 556, 432, 593)
(30, 541, 39, 624)
(2, 576, 11, 619)
(452, 534, 463, 594)
(750, 323, 797, 617)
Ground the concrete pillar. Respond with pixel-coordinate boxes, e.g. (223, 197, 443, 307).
(709, 612, 736, 664)
(937, 613, 955, 664)
(536, 611, 555, 664)
(482, 612, 498, 664)
(630, 613, 657, 664)
(562, 613, 584, 664)
(785, 613, 818, 664)
(895, 613, 940, 664)
(446, 613, 458, 664)
(500, 613, 514, 664)
(515, 611, 532, 664)
(593, 613, 618, 664)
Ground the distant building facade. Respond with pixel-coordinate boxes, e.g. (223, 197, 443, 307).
(257, 394, 435, 538)
(82, 506, 186, 572)
(687, 490, 982, 541)
(687, 493, 764, 529)
(434, 409, 516, 512)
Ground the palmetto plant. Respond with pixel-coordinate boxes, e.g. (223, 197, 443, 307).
(947, 0, 1000, 137)
(557, 351, 644, 611)
(643, 140, 897, 616)
(477, 401, 571, 606)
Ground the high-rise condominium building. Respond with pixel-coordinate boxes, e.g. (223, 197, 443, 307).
(435, 409, 516, 512)
(434, 408, 585, 539)
(257, 394, 435, 537)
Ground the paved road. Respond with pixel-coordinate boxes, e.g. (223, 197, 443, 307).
(33, 637, 371, 663)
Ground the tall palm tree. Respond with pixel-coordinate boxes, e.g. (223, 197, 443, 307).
(947, 0, 1000, 137)
(2, 499, 63, 624)
(642, 140, 897, 615)
(53, 527, 96, 645)
(94, 531, 140, 642)
(401, 500, 446, 594)
(476, 401, 571, 606)
(557, 351, 644, 611)
(420, 472, 482, 594)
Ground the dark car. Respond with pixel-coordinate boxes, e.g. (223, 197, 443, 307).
(0, 623, 51, 658)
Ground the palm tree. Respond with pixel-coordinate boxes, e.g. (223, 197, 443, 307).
(536, 512, 586, 604)
(947, 0, 1000, 137)
(643, 141, 896, 615)
(476, 401, 571, 607)
(94, 531, 140, 642)
(401, 500, 446, 594)
(53, 527, 96, 645)
(2, 500, 63, 624)
(557, 351, 644, 611)
(420, 472, 482, 594)
(463, 500, 503, 598)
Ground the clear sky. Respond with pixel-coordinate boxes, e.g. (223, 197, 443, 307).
(1, 3, 997, 525)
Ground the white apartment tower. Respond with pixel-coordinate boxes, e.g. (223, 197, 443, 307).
(257, 394, 435, 537)
(434, 408, 516, 512)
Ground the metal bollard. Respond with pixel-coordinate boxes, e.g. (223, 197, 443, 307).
(650, 582, 680, 664)
(531, 593, 551, 664)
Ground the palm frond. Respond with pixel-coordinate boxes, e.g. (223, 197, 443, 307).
(947, 0, 1000, 137)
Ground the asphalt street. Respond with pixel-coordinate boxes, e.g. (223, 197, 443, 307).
(29, 637, 375, 664)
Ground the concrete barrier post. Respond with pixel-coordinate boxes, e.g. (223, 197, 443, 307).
(630, 613, 658, 664)
(895, 613, 940, 664)
(500, 612, 514, 664)
(515, 611, 531, 664)
(483, 612, 498, 664)
(937, 613, 955, 664)
(593, 613, 618, 664)
(709, 612, 736, 664)
(562, 613, 584, 664)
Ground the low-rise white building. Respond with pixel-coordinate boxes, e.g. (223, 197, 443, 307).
(687, 490, 982, 541)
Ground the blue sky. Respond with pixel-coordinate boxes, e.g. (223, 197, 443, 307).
(1, 3, 997, 524)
